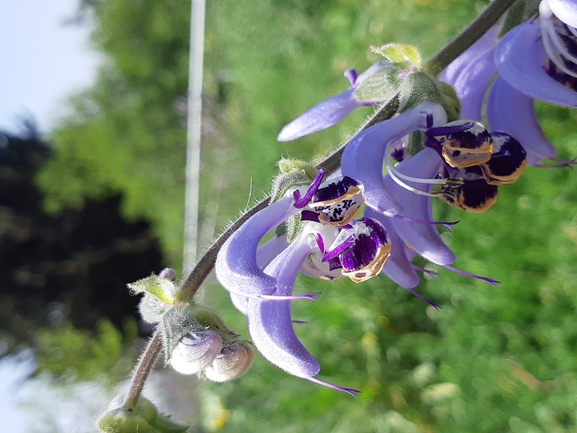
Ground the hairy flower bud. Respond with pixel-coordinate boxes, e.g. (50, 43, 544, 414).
(203, 342, 254, 382)
(170, 331, 223, 375)
(96, 395, 188, 433)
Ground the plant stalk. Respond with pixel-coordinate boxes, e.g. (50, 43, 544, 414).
(426, 0, 520, 76)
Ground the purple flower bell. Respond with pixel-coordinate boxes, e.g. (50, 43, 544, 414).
(442, 0, 577, 165)
(341, 102, 500, 288)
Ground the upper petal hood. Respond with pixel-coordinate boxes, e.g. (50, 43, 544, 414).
(341, 102, 446, 216)
(453, 47, 497, 121)
(495, 21, 577, 107)
(216, 196, 296, 297)
(246, 233, 321, 378)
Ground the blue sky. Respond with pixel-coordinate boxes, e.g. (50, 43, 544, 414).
(0, 0, 101, 135)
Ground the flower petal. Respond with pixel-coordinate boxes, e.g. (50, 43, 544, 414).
(277, 89, 361, 141)
(384, 148, 456, 266)
(495, 21, 577, 107)
(364, 207, 420, 289)
(216, 197, 296, 298)
(486, 76, 556, 161)
(549, 0, 577, 28)
(453, 47, 497, 121)
(440, 25, 500, 85)
(246, 233, 321, 378)
(341, 102, 444, 216)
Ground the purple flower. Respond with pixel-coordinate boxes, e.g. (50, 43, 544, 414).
(341, 103, 501, 288)
(442, 0, 577, 165)
(278, 61, 393, 141)
(216, 173, 371, 395)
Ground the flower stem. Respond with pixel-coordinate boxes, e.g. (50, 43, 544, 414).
(426, 0, 520, 76)
(123, 331, 162, 409)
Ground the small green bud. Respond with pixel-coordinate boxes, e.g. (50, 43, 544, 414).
(270, 158, 317, 203)
(97, 396, 188, 433)
(397, 71, 444, 112)
(128, 274, 177, 306)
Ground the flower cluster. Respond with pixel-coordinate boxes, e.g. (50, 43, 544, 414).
(442, 0, 577, 166)
(215, 0, 577, 396)
(216, 170, 400, 396)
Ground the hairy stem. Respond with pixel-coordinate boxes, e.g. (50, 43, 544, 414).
(426, 0, 520, 76)
(123, 331, 162, 408)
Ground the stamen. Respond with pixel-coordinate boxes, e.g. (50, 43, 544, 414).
(259, 292, 323, 301)
(534, 156, 577, 168)
(548, 23, 577, 64)
(567, 25, 577, 38)
(294, 170, 326, 208)
(541, 20, 577, 78)
(386, 168, 441, 197)
(306, 376, 362, 398)
(442, 264, 500, 286)
(384, 142, 463, 197)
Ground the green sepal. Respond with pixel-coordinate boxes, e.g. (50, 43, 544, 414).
(159, 306, 205, 363)
(437, 81, 461, 122)
(270, 158, 318, 203)
(128, 275, 177, 305)
(398, 71, 444, 112)
(285, 213, 307, 244)
(97, 396, 189, 433)
(188, 305, 241, 344)
(398, 72, 460, 121)
(352, 61, 399, 104)
(371, 43, 422, 69)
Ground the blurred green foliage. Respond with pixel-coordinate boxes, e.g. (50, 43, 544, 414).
(37, 0, 577, 431)
(35, 318, 138, 386)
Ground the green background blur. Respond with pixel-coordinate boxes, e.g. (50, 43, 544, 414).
(36, 0, 577, 431)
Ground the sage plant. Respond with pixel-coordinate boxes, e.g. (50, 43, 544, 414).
(96, 0, 577, 431)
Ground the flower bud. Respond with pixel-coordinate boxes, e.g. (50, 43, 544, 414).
(128, 274, 177, 305)
(203, 342, 254, 382)
(170, 331, 223, 375)
(96, 395, 188, 433)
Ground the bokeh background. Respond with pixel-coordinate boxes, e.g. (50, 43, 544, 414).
(2, 0, 577, 431)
